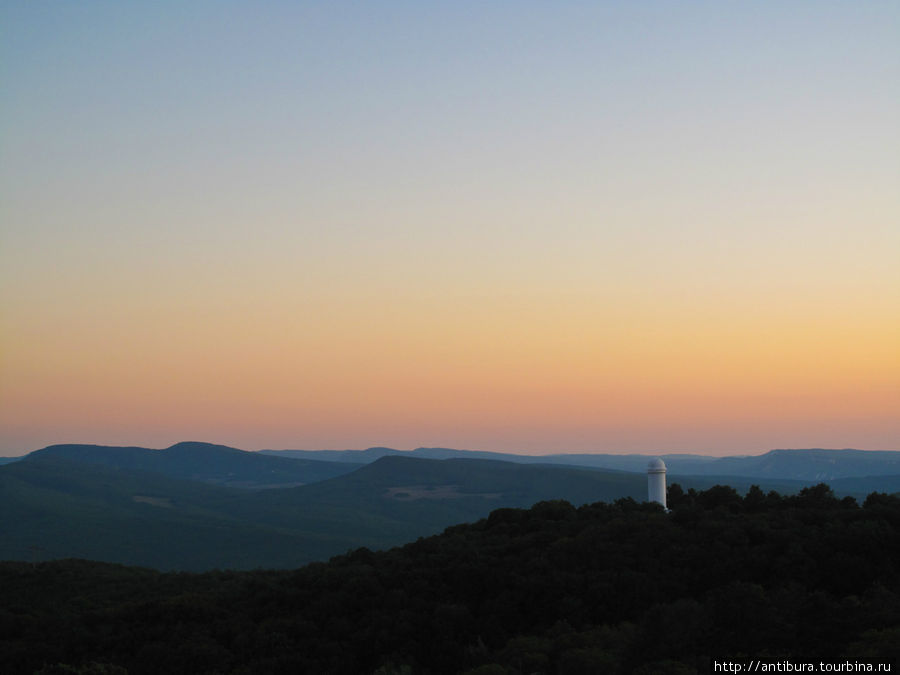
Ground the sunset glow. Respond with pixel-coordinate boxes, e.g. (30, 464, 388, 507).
(2, 3, 898, 455)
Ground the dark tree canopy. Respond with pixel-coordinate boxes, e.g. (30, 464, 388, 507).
(2, 485, 898, 674)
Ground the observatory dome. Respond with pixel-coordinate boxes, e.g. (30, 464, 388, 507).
(647, 458, 666, 473)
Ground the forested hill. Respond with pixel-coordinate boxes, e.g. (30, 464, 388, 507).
(2, 485, 898, 674)
(26, 442, 362, 488)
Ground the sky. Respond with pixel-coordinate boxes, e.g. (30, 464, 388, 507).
(1, 2, 898, 456)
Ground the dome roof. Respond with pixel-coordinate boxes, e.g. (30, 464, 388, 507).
(647, 458, 667, 472)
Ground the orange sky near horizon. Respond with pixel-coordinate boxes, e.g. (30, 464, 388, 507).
(3, 271, 897, 454)
(1, 3, 898, 456)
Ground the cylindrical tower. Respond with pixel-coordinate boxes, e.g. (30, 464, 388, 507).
(647, 458, 667, 509)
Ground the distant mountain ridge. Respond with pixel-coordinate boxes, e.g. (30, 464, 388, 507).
(9, 443, 899, 482)
(9, 442, 900, 485)
(263, 446, 900, 480)
(698, 447, 900, 480)
(261, 446, 721, 470)
(28, 441, 362, 488)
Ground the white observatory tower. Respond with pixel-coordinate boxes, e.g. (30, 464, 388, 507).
(647, 458, 667, 509)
